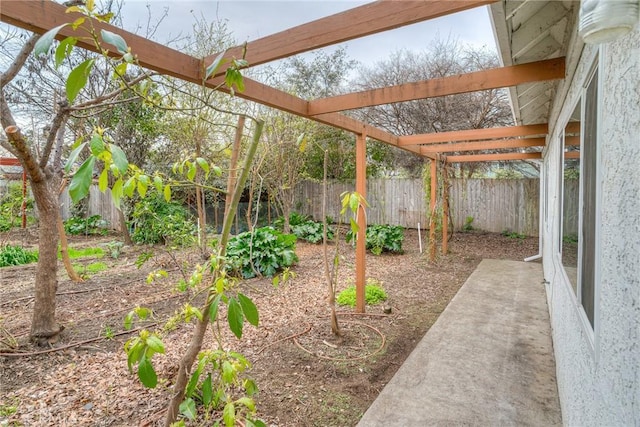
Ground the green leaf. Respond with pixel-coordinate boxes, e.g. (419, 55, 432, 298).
(98, 168, 108, 192)
(244, 378, 258, 396)
(186, 364, 203, 397)
(163, 184, 171, 202)
(296, 133, 307, 152)
(137, 356, 157, 388)
(123, 177, 136, 197)
(195, 157, 210, 176)
(209, 294, 221, 323)
(100, 29, 128, 54)
(179, 398, 197, 421)
(205, 50, 226, 80)
(110, 144, 128, 174)
(145, 334, 165, 354)
(66, 58, 95, 103)
(69, 156, 95, 203)
(187, 162, 196, 181)
(111, 178, 123, 209)
(349, 217, 359, 235)
(137, 176, 148, 198)
(236, 397, 255, 412)
(89, 133, 105, 156)
(153, 176, 163, 192)
(223, 401, 236, 427)
(227, 297, 244, 339)
(64, 142, 87, 173)
(54, 37, 77, 68)
(202, 374, 213, 406)
(34, 24, 68, 57)
(237, 293, 259, 327)
(124, 311, 134, 330)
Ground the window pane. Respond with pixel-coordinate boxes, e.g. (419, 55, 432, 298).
(562, 105, 580, 293)
(581, 69, 598, 328)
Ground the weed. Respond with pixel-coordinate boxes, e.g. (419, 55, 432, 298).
(0, 399, 19, 417)
(59, 246, 104, 260)
(103, 325, 115, 340)
(105, 241, 124, 259)
(73, 261, 108, 276)
(501, 229, 526, 240)
(463, 216, 474, 232)
(337, 279, 388, 307)
(0, 245, 38, 267)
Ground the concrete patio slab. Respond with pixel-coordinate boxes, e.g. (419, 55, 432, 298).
(357, 259, 562, 426)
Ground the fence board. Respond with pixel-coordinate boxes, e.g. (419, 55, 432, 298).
(294, 178, 551, 236)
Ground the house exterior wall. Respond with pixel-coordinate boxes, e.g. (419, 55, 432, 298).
(542, 23, 640, 426)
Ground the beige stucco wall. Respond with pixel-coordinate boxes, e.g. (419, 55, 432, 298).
(542, 22, 640, 426)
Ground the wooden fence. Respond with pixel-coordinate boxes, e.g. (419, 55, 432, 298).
(294, 178, 549, 236)
(61, 179, 580, 237)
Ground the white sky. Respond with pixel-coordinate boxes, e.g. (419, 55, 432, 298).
(120, 1, 497, 67)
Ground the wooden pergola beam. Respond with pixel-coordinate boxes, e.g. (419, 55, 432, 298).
(399, 123, 548, 146)
(420, 137, 545, 154)
(309, 57, 565, 115)
(0, 0, 415, 151)
(204, 0, 494, 74)
(564, 151, 580, 159)
(446, 152, 542, 162)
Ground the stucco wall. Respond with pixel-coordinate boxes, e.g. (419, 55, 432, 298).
(543, 24, 640, 426)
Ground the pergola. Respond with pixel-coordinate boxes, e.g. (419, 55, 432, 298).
(1, 0, 568, 312)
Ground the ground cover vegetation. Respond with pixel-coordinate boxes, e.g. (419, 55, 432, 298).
(0, 2, 532, 425)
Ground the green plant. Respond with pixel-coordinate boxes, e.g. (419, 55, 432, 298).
(0, 245, 38, 267)
(0, 398, 19, 417)
(130, 196, 196, 246)
(73, 261, 108, 276)
(63, 214, 108, 236)
(346, 224, 404, 255)
(501, 229, 526, 240)
(103, 325, 115, 340)
(59, 246, 104, 259)
(273, 212, 309, 229)
(563, 234, 578, 244)
(463, 216, 474, 232)
(105, 241, 124, 258)
(0, 183, 34, 231)
(225, 226, 298, 278)
(291, 220, 334, 244)
(337, 279, 388, 307)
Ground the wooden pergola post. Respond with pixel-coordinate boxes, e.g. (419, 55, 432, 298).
(442, 162, 449, 255)
(355, 131, 367, 313)
(429, 158, 437, 262)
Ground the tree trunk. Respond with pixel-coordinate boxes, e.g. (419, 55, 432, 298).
(118, 208, 133, 245)
(30, 178, 63, 344)
(56, 212, 83, 283)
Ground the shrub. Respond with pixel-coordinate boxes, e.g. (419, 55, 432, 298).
(346, 224, 404, 255)
(0, 244, 38, 267)
(291, 220, 334, 244)
(64, 214, 108, 236)
(273, 212, 310, 230)
(0, 183, 35, 231)
(225, 226, 298, 279)
(336, 279, 388, 307)
(130, 196, 196, 246)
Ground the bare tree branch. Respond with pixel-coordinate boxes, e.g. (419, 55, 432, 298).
(0, 33, 39, 87)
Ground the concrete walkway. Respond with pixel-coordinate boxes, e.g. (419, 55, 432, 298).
(358, 259, 562, 426)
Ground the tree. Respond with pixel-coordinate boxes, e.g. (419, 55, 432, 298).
(354, 37, 513, 177)
(0, 4, 153, 344)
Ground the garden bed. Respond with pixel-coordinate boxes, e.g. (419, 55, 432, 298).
(0, 228, 538, 426)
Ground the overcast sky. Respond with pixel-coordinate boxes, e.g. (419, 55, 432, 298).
(120, 1, 497, 67)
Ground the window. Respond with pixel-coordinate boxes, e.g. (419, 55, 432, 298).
(580, 68, 598, 329)
(559, 66, 599, 331)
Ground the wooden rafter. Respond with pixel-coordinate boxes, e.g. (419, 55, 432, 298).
(399, 123, 548, 146)
(308, 57, 565, 115)
(203, 0, 494, 75)
(0, 0, 420, 154)
(419, 137, 545, 154)
(564, 151, 580, 159)
(445, 152, 542, 162)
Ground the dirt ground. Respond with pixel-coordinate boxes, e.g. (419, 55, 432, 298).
(0, 227, 538, 426)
